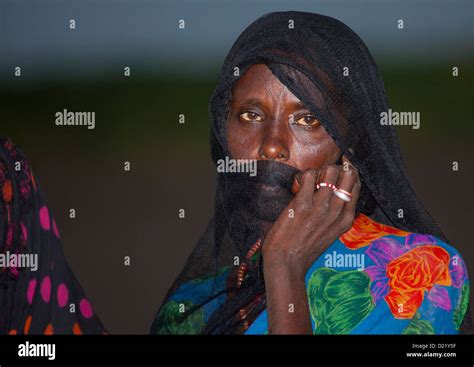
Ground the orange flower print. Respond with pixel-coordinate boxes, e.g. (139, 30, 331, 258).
(24, 315, 32, 334)
(340, 214, 409, 250)
(384, 245, 452, 319)
(44, 323, 54, 335)
(73, 322, 82, 335)
(31, 169, 37, 191)
(2, 179, 12, 203)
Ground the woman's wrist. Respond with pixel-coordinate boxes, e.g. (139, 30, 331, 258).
(262, 244, 316, 282)
(263, 249, 308, 284)
(263, 252, 313, 334)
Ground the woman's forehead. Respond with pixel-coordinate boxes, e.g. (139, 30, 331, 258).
(230, 64, 302, 105)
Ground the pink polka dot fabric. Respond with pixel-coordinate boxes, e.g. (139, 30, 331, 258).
(57, 283, 69, 308)
(39, 206, 50, 231)
(0, 138, 106, 335)
(40, 276, 51, 303)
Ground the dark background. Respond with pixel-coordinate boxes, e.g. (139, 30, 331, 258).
(1, 0, 473, 333)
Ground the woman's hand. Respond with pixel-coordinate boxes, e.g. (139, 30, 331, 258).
(262, 156, 361, 281)
(262, 156, 361, 334)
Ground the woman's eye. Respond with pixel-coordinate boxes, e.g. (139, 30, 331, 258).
(239, 111, 263, 122)
(295, 115, 320, 127)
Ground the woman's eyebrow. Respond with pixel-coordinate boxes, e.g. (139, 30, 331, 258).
(290, 101, 307, 109)
(236, 98, 306, 109)
(237, 98, 266, 108)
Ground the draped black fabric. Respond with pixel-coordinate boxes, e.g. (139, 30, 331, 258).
(151, 11, 471, 334)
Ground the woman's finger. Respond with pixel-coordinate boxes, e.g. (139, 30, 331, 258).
(329, 156, 358, 213)
(342, 174, 361, 218)
(341, 155, 356, 173)
(296, 169, 318, 205)
(330, 170, 357, 214)
(313, 165, 340, 207)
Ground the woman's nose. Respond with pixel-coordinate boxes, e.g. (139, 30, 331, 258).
(257, 124, 290, 162)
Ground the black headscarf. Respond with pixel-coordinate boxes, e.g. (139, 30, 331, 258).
(152, 11, 470, 334)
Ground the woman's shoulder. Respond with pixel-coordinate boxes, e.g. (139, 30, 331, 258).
(0, 137, 23, 157)
(339, 215, 469, 302)
(0, 137, 33, 178)
(341, 213, 466, 258)
(0, 137, 36, 204)
(328, 214, 470, 330)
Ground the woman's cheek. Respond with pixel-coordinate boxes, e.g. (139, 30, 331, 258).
(226, 123, 257, 159)
(291, 141, 332, 170)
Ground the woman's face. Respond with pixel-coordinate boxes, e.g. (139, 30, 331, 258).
(226, 64, 341, 171)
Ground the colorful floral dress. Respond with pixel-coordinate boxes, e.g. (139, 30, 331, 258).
(155, 214, 470, 334)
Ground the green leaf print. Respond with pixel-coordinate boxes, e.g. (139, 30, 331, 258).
(307, 267, 375, 334)
(402, 313, 435, 334)
(453, 282, 470, 330)
(153, 300, 205, 334)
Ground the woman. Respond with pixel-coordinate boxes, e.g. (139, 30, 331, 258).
(151, 11, 471, 334)
(0, 138, 106, 334)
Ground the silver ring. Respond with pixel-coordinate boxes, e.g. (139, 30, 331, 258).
(333, 189, 352, 203)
